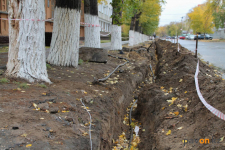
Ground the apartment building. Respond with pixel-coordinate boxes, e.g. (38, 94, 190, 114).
(98, 0, 112, 33)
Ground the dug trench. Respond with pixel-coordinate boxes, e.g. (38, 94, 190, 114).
(134, 39, 225, 150)
(0, 40, 225, 150)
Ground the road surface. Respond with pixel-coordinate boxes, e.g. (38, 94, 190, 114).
(165, 39, 225, 69)
(172, 39, 225, 78)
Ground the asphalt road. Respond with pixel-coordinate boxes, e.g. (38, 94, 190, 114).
(101, 41, 129, 49)
(172, 39, 225, 78)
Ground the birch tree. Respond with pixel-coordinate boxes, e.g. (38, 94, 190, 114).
(6, 0, 50, 83)
(47, 0, 81, 67)
(84, 0, 101, 48)
(111, 0, 122, 50)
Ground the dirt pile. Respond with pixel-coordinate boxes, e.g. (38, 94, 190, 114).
(136, 39, 225, 150)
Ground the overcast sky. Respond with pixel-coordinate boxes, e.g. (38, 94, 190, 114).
(159, 0, 207, 26)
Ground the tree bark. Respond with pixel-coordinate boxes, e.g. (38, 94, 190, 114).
(6, 0, 50, 83)
(47, 0, 81, 67)
(84, 0, 100, 48)
(128, 30, 134, 46)
(111, 1, 122, 50)
(111, 25, 122, 50)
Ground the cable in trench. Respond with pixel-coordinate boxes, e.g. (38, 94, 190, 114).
(93, 54, 129, 83)
(128, 98, 138, 149)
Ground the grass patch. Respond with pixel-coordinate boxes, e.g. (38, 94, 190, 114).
(78, 59, 84, 65)
(37, 83, 47, 88)
(13, 81, 20, 85)
(0, 47, 9, 53)
(19, 83, 29, 89)
(201, 39, 225, 42)
(0, 78, 9, 83)
(46, 63, 51, 69)
(101, 40, 111, 43)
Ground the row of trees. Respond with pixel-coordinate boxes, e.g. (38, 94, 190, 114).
(156, 22, 182, 37)
(6, 0, 162, 83)
(157, 0, 225, 37)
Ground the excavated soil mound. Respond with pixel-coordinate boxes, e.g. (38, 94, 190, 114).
(136, 39, 225, 150)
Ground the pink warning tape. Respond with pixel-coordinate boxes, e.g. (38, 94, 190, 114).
(195, 60, 225, 120)
(0, 18, 53, 21)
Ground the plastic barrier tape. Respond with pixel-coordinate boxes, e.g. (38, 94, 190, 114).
(195, 60, 225, 120)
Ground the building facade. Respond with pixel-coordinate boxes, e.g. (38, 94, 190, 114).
(0, 0, 85, 45)
(98, 0, 112, 33)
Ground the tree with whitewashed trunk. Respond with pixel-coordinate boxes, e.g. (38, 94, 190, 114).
(47, 0, 81, 67)
(84, 0, 100, 48)
(6, 0, 50, 83)
(110, 0, 122, 50)
(128, 30, 134, 46)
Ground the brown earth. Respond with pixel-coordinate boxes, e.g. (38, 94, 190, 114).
(136, 39, 225, 150)
(0, 43, 152, 150)
(1, 40, 225, 150)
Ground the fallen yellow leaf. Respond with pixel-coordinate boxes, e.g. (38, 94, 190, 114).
(177, 104, 182, 108)
(166, 130, 171, 135)
(26, 144, 32, 148)
(174, 111, 179, 116)
(162, 107, 165, 110)
(184, 91, 187, 94)
(132, 142, 138, 147)
(179, 79, 183, 82)
(21, 133, 27, 137)
(177, 127, 183, 130)
(82, 132, 88, 136)
(62, 111, 69, 113)
(183, 104, 188, 112)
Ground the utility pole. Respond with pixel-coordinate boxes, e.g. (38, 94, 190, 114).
(195, 33, 198, 58)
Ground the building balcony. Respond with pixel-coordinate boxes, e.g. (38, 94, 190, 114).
(98, 12, 112, 23)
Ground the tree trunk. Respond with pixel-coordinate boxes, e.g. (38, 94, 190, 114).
(128, 30, 134, 46)
(47, 0, 81, 67)
(6, 0, 50, 83)
(111, 25, 122, 50)
(111, 1, 122, 50)
(84, 0, 100, 48)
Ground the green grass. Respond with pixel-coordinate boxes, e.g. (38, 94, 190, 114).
(13, 81, 20, 85)
(0, 78, 9, 83)
(101, 40, 111, 43)
(19, 83, 29, 89)
(0, 47, 9, 53)
(78, 59, 84, 65)
(37, 83, 47, 88)
(46, 63, 52, 69)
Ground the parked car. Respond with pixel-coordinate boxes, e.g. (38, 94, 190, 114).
(194, 34, 213, 40)
(187, 35, 196, 40)
(166, 36, 171, 39)
(179, 36, 185, 40)
(171, 36, 177, 39)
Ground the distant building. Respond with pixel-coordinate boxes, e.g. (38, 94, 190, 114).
(98, 0, 112, 34)
(211, 28, 225, 39)
(0, 0, 85, 45)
